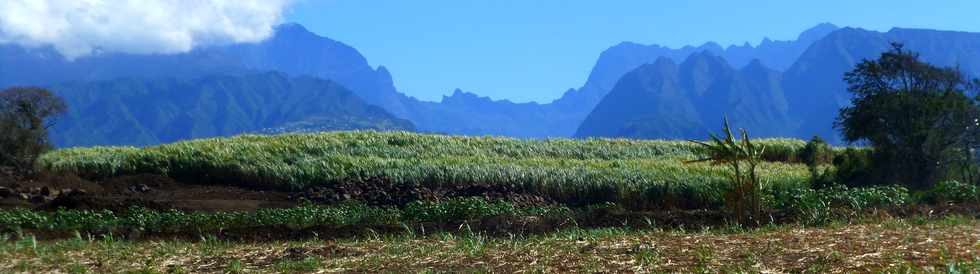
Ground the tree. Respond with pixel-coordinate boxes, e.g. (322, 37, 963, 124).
(0, 87, 68, 174)
(836, 43, 980, 189)
(688, 118, 766, 226)
(960, 97, 980, 185)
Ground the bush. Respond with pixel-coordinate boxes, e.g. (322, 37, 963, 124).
(0, 204, 401, 233)
(800, 136, 834, 166)
(833, 148, 875, 187)
(402, 197, 569, 223)
(800, 137, 838, 189)
(926, 180, 979, 204)
(771, 185, 910, 225)
(0, 201, 572, 234)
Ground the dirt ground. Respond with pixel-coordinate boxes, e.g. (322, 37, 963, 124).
(2, 218, 977, 273)
(0, 171, 553, 212)
(0, 171, 296, 212)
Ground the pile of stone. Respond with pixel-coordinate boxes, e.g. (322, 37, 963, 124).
(0, 186, 86, 206)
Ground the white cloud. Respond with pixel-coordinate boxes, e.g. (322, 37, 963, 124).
(0, 0, 293, 59)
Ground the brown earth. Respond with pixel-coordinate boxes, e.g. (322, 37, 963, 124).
(294, 178, 551, 207)
(0, 170, 552, 212)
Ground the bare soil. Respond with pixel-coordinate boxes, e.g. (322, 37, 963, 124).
(0, 171, 552, 212)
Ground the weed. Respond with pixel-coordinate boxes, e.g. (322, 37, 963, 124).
(225, 259, 244, 274)
(272, 256, 321, 273)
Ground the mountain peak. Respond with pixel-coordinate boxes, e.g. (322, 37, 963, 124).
(452, 88, 467, 96)
(275, 22, 310, 32)
(700, 42, 725, 52)
(273, 23, 318, 39)
(798, 23, 840, 42)
(682, 50, 730, 69)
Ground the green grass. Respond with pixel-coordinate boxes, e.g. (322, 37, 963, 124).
(38, 131, 812, 209)
(0, 198, 571, 233)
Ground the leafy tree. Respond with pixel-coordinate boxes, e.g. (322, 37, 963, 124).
(0, 87, 67, 174)
(960, 106, 980, 185)
(688, 119, 765, 226)
(836, 44, 980, 189)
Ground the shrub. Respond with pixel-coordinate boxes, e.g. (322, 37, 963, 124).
(800, 136, 834, 166)
(833, 148, 875, 187)
(0, 201, 571, 234)
(926, 180, 979, 204)
(771, 185, 910, 225)
(402, 197, 569, 223)
(801, 136, 838, 189)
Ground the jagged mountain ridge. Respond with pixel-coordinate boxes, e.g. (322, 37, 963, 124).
(49, 73, 414, 147)
(575, 52, 794, 139)
(577, 26, 980, 142)
(6, 23, 980, 144)
(0, 23, 841, 140)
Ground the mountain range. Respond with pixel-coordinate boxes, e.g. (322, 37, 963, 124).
(575, 54, 792, 139)
(3, 23, 980, 146)
(577, 26, 980, 142)
(49, 73, 413, 147)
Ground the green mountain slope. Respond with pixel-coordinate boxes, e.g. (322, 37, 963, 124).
(49, 73, 414, 147)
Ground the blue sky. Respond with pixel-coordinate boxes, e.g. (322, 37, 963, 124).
(286, 0, 980, 103)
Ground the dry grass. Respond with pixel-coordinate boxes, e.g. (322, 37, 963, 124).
(2, 216, 977, 273)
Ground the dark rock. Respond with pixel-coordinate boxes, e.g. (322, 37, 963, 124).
(29, 194, 47, 204)
(41, 186, 53, 196)
(128, 184, 152, 193)
(0, 187, 14, 198)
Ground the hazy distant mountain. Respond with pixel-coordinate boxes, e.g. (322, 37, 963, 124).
(783, 27, 980, 142)
(49, 73, 413, 147)
(1, 22, 843, 140)
(410, 23, 842, 138)
(575, 52, 793, 139)
(7, 22, 980, 144)
(0, 23, 577, 138)
(0, 23, 402, 110)
(576, 26, 980, 142)
(542, 23, 839, 136)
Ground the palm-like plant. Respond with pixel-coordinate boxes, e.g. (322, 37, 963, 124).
(687, 118, 766, 226)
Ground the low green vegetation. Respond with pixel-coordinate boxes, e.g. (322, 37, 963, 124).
(39, 131, 812, 209)
(0, 184, 960, 235)
(0, 198, 570, 234)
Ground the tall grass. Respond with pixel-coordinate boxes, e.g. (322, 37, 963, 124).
(38, 131, 811, 208)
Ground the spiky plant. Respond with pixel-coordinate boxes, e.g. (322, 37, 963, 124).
(687, 119, 766, 226)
